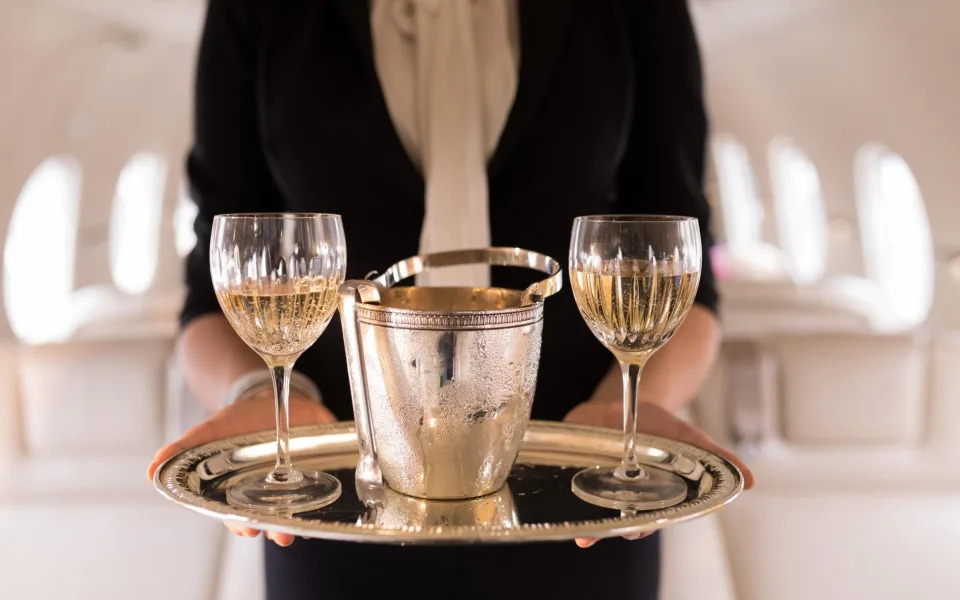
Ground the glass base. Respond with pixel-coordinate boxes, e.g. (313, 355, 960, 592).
(226, 469, 341, 514)
(571, 465, 688, 511)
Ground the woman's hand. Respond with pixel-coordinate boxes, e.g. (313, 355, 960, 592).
(146, 390, 337, 547)
(563, 399, 754, 548)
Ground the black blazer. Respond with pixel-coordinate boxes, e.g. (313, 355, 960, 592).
(183, 0, 718, 423)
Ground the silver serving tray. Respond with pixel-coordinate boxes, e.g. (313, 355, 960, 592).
(154, 420, 743, 544)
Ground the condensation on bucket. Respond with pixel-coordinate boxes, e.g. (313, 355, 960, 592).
(359, 319, 543, 499)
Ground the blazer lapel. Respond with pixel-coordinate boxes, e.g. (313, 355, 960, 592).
(334, 0, 374, 66)
(333, 0, 576, 182)
(488, 0, 576, 179)
(332, 0, 426, 195)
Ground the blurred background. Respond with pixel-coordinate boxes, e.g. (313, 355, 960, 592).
(1, 0, 957, 598)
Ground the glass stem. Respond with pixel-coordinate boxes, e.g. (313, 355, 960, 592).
(616, 359, 648, 480)
(266, 362, 302, 485)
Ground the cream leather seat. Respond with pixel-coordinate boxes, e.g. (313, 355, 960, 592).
(0, 337, 227, 600)
(696, 332, 960, 600)
(717, 277, 893, 340)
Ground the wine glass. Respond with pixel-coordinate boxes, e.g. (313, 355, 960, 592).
(210, 213, 346, 513)
(568, 215, 701, 511)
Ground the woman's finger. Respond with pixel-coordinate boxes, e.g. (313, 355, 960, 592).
(265, 531, 296, 547)
(225, 522, 261, 537)
(669, 419, 755, 490)
(716, 448, 755, 489)
(687, 434, 756, 489)
(576, 531, 652, 548)
(147, 443, 187, 481)
(146, 422, 217, 480)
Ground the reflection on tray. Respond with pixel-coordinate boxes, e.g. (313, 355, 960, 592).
(208, 463, 637, 527)
(359, 484, 519, 530)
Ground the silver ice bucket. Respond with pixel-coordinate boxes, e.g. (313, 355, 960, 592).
(339, 248, 562, 500)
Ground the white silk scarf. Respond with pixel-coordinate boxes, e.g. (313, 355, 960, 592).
(371, 0, 519, 287)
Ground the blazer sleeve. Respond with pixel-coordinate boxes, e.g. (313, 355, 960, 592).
(180, 0, 282, 328)
(616, 0, 719, 314)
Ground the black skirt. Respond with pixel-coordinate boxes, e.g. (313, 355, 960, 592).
(265, 534, 660, 600)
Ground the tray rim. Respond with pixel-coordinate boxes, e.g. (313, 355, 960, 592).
(154, 420, 744, 544)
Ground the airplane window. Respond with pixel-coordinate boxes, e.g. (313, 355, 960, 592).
(3, 157, 82, 343)
(109, 152, 168, 294)
(769, 139, 828, 284)
(711, 135, 766, 253)
(174, 183, 198, 258)
(855, 145, 934, 327)
(710, 135, 791, 281)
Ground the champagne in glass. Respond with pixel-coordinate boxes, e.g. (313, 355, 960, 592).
(217, 280, 340, 360)
(569, 215, 701, 511)
(211, 213, 346, 514)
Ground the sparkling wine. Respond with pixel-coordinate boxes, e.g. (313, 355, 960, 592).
(216, 278, 340, 359)
(570, 260, 699, 355)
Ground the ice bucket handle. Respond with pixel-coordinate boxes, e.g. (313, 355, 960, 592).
(372, 247, 563, 305)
